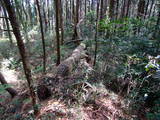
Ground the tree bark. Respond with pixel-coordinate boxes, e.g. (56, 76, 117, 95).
(144, 0, 149, 19)
(36, 0, 46, 73)
(2, 6, 13, 47)
(42, 0, 48, 32)
(85, 0, 87, 16)
(47, 0, 50, 30)
(14, 0, 30, 45)
(148, 0, 155, 18)
(103, 0, 108, 17)
(70, 0, 72, 22)
(115, 0, 119, 19)
(72, 0, 80, 44)
(153, 10, 160, 38)
(72, 0, 75, 23)
(137, 0, 145, 18)
(121, 0, 126, 18)
(66, 0, 69, 25)
(59, 0, 64, 45)
(125, 0, 131, 17)
(54, 0, 61, 65)
(109, 0, 115, 20)
(2, 0, 39, 116)
(91, 0, 96, 11)
(100, 0, 104, 20)
(28, 0, 33, 27)
(0, 72, 18, 98)
(93, 0, 100, 66)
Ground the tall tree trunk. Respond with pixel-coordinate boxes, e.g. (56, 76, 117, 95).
(34, 1, 38, 25)
(36, 0, 46, 73)
(22, 1, 28, 22)
(72, 0, 80, 44)
(0, 72, 18, 98)
(0, 6, 2, 37)
(144, 0, 149, 19)
(153, 10, 160, 39)
(100, 0, 104, 20)
(115, 0, 119, 19)
(137, 0, 145, 18)
(1, 6, 6, 37)
(3, 6, 13, 47)
(54, 0, 61, 65)
(14, 0, 30, 45)
(2, 0, 39, 116)
(85, 0, 87, 16)
(94, 0, 100, 66)
(28, 1, 33, 27)
(66, 0, 69, 25)
(42, 0, 48, 32)
(148, 0, 155, 18)
(72, 0, 75, 23)
(88, 0, 91, 12)
(91, 0, 96, 11)
(121, 0, 126, 18)
(59, 0, 64, 45)
(152, 4, 156, 17)
(125, 0, 131, 17)
(109, 0, 115, 20)
(70, 0, 72, 22)
(47, 0, 50, 30)
(76, 0, 79, 25)
(103, 0, 108, 17)
(137, 0, 145, 34)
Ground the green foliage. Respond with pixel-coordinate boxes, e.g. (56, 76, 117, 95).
(0, 84, 11, 94)
(147, 109, 160, 120)
(99, 17, 158, 38)
(65, 24, 74, 37)
(90, 15, 160, 119)
(81, 11, 96, 38)
(0, 39, 17, 59)
(33, 65, 43, 73)
(7, 58, 22, 70)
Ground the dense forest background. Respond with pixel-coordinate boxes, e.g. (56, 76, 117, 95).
(0, 0, 160, 119)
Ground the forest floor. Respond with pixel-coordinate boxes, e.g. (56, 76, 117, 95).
(0, 58, 133, 120)
(0, 38, 134, 120)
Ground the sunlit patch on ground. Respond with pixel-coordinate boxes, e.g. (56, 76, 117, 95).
(82, 93, 131, 120)
(36, 85, 132, 120)
(0, 58, 24, 89)
(38, 99, 75, 120)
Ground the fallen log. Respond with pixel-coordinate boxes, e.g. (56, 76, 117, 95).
(37, 43, 94, 101)
(56, 43, 87, 78)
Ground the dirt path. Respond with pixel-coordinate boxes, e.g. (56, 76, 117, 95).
(0, 58, 21, 89)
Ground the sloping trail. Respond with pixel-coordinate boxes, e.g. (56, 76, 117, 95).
(37, 88, 132, 120)
(0, 44, 132, 120)
(36, 43, 132, 120)
(0, 58, 22, 89)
